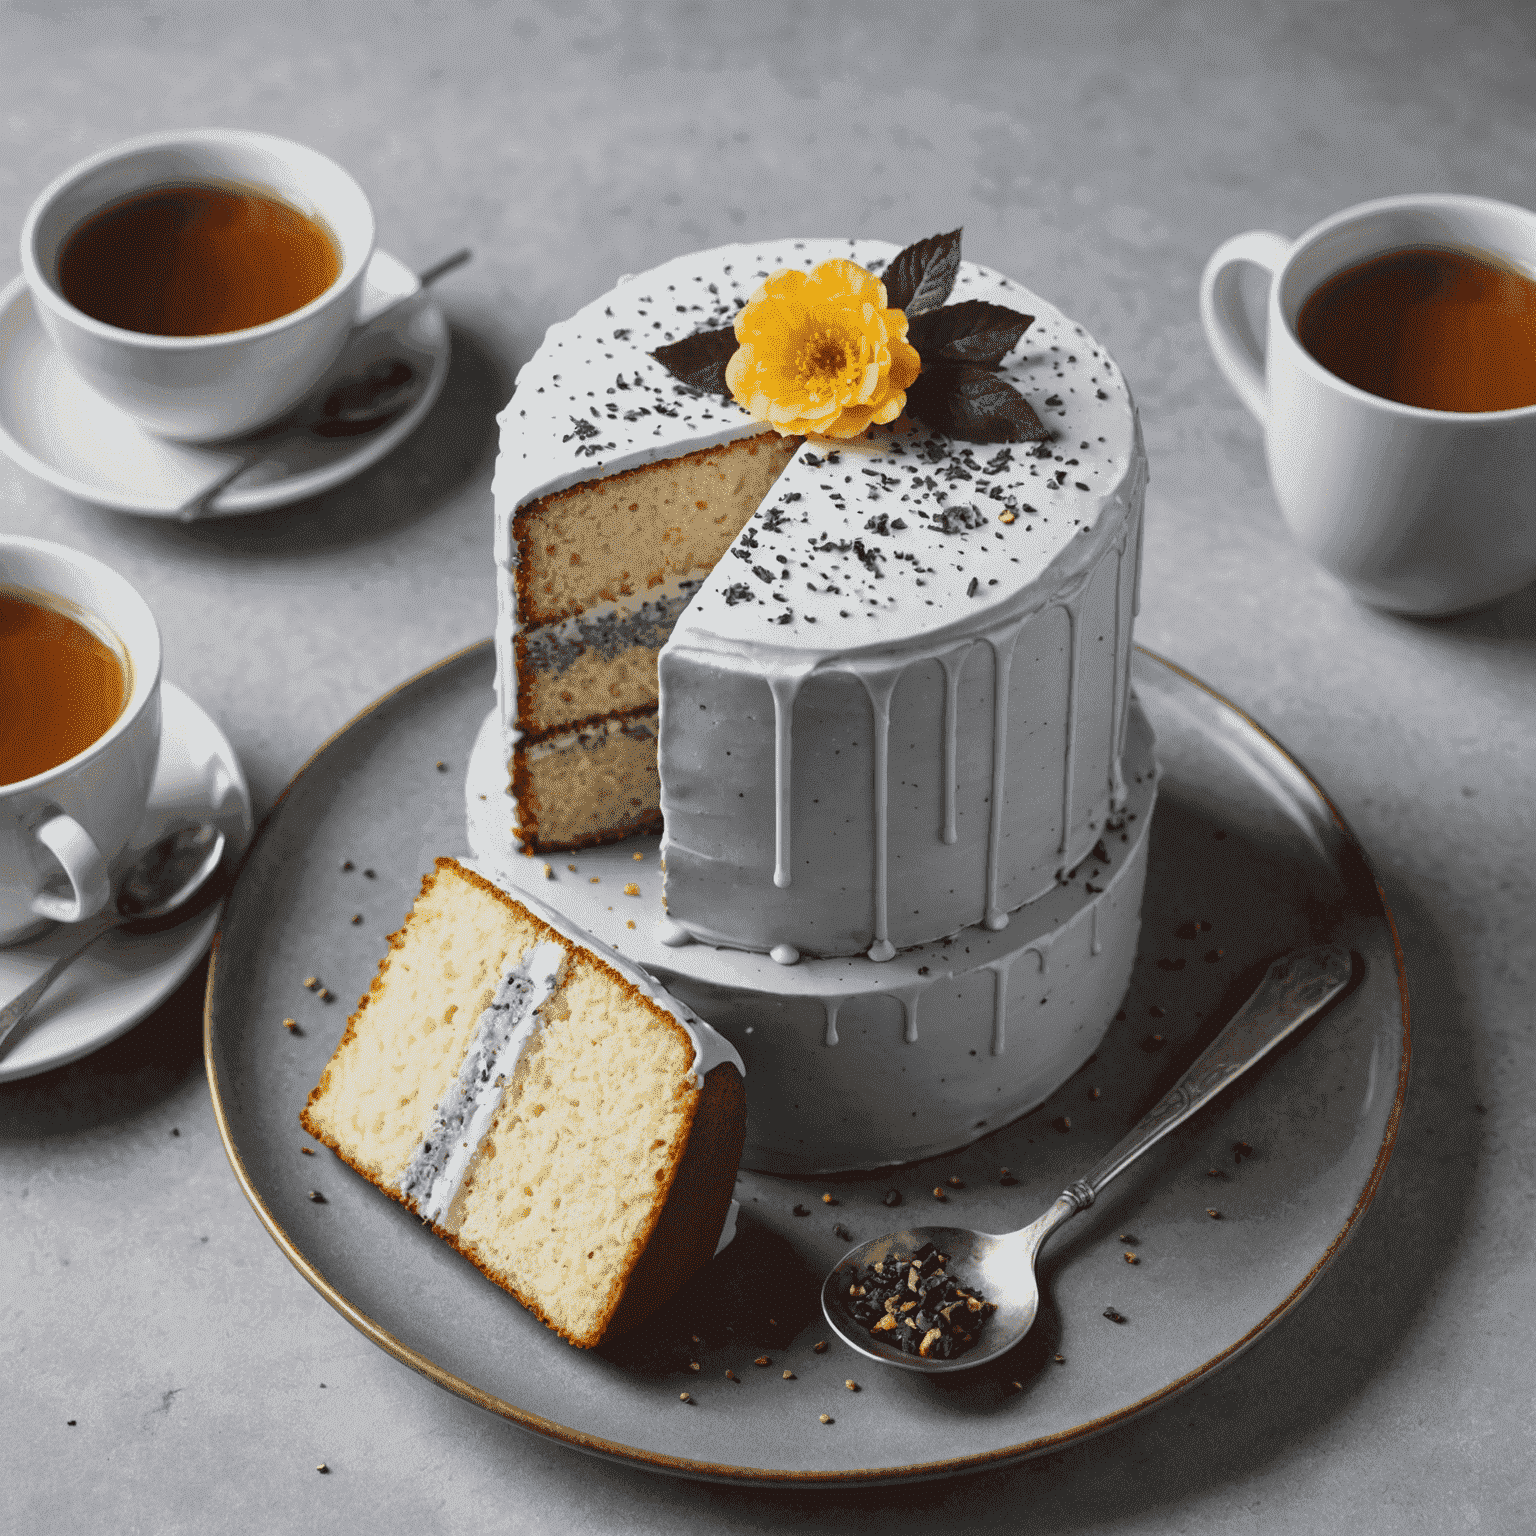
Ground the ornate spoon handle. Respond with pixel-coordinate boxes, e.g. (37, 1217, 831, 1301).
(1059, 944, 1354, 1212)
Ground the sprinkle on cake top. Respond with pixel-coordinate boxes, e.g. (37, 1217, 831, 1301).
(493, 239, 1141, 655)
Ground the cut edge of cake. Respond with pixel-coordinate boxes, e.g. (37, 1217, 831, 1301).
(300, 856, 746, 1348)
(504, 430, 800, 852)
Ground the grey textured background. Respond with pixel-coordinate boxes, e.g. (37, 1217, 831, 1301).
(3, 1, 1533, 1530)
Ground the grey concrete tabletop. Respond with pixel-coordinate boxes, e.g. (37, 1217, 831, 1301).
(3, 2, 1532, 1531)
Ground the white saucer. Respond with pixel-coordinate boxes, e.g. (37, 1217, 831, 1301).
(0, 250, 450, 518)
(0, 682, 253, 1082)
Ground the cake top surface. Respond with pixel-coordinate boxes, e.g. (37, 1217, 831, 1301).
(493, 238, 1142, 658)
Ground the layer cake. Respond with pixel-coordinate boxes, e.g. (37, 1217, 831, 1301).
(475, 233, 1156, 1172)
(492, 237, 1147, 964)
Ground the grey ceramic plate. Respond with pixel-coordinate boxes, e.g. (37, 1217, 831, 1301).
(206, 643, 1408, 1486)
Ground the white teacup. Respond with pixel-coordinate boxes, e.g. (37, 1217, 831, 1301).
(1201, 193, 1536, 616)
(1, 536, 162, 945)
(20, 128, 377, 443)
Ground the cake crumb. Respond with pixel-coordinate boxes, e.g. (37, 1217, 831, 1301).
(624, 883, 640, 896)
(1053, 1355, 1065, 1365)
(350, 914, 362, 925)
(304, 977, 319, 990)
(1088, 1087, 1101, 1101)
(543, 864, 553, 879)
(754, 1356, 770, 1367)
(589, 876, 601, 884)
(307, 1191, 325, 1203)
(725, 1370, 739, 1382)
(679, 1392, 692, 1403)
(689, 1361, 700, 1372)
(300, 1146, 315, 1156)
(316, 1463, 329, 1473)
(318, 988, 334, 1002)
(845, 1380, 859, 1392)
(813, 1341, 828, 1353)
(341, 861, 353, 871)
(632, 852, 644, 860)
(567, 863, 577, 872)
(435, 761, 447, 771)
(782, 1370, 795, 1379)
(821, 1192, 836, 1204)
(1103, 1308, 1127, 1324)
(282, 1018, 299, 1032)
(1207, 1208, 1223, 1219)
(946, 1175, 964, 1189)
(1124, 1251, 1139, 1264)
(819, 1414, 833, 1425)
(626, 920, 636, 929)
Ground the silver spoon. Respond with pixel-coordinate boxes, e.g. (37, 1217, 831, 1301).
(175, 247, 473, 520)
(820, 943, 1355, 1375)
(0, 823, 227, 1058)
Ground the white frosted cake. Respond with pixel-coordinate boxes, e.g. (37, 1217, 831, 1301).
(471, 233, 1156, 1172)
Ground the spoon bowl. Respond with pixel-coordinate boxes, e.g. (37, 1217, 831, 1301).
(116, 821, 228, 926)
(822, 1220, 1058, 1374)
(822, 944, 1356, 1373)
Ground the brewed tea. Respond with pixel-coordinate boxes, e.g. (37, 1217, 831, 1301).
(57, 182, 341, 337)
(1297, 245, 1536, 413)
(0, 589, 129, 785)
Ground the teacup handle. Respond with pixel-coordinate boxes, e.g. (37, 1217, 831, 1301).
(30, 812, 111, 924)
(1200, 230, 1292, 428)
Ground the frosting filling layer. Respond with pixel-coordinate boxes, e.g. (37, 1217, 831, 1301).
(398, 938, 566, 1225)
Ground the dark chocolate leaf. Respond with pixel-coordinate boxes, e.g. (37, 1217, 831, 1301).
(651, 325, 738, 398)
(907, 301, 1034, 367)
(905, 362, 1050, 443)
(882, 228, 963, 317)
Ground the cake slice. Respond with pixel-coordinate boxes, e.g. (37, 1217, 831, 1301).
(301, 857, 746, 1347)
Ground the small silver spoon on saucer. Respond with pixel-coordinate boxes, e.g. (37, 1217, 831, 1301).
(820, 943, 1355, 1375)
(0, 823, 227, 1058)
(175, 247, 472, 520)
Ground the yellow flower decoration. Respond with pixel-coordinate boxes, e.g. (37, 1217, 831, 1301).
(725, 259, 922, 440)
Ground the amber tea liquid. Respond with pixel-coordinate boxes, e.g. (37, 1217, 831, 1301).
(1296, 245, 1536, 413)
(57, 182, 341, 337)
(0, 589, 129, 786)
